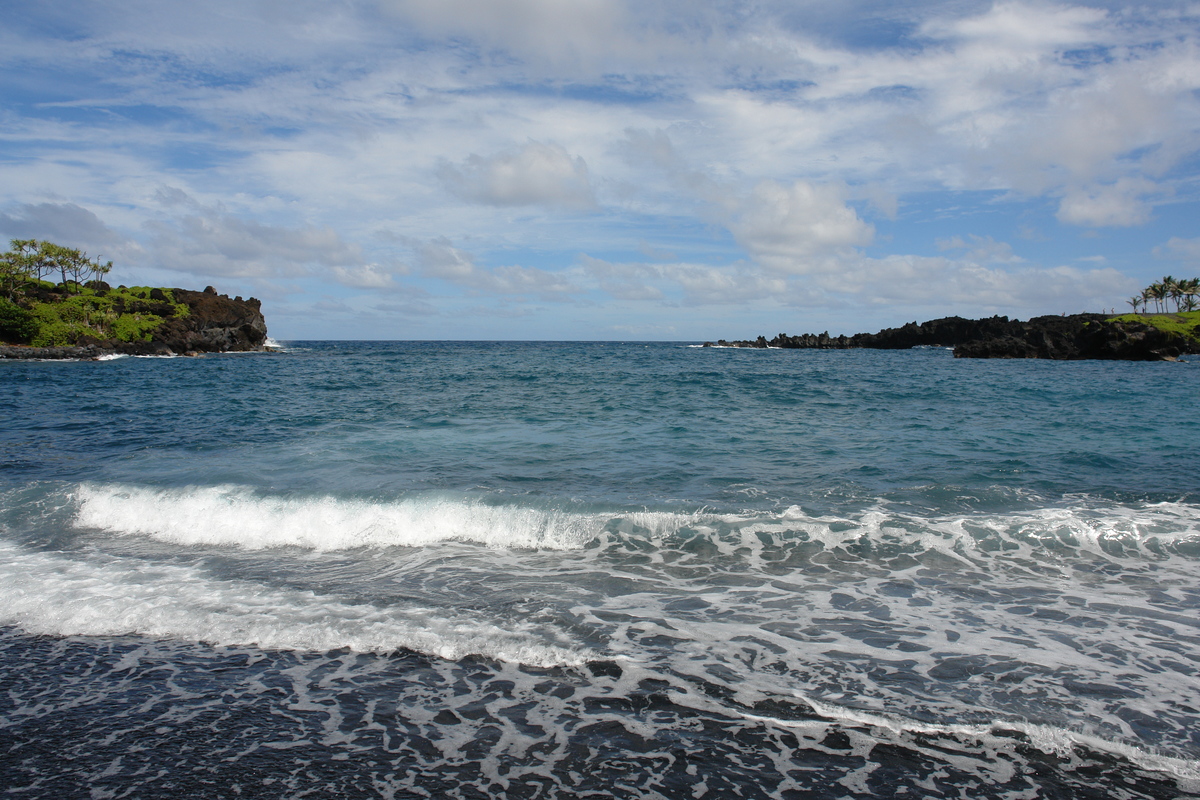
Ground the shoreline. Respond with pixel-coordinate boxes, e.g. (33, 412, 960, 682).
(0, 344, 275, 360)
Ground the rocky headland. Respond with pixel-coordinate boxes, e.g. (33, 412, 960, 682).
(0, 285, 269, 360)
(705, 313, 1200, 361)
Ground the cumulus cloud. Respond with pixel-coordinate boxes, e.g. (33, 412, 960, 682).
(332, 263, 397, 289)
(1056, 178, 1158, 227)
(440, 142, 597, 210)
(728, 180, 875, 272)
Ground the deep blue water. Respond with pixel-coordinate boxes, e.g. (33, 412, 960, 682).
(1, 341, 1198, 798)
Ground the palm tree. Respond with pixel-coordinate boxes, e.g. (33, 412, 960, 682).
(1180, 277, 1200, 312)
(1161, 275, 1182, 312)
(1148, 281, 1167, 313)
(1127, 296, 1142, 314)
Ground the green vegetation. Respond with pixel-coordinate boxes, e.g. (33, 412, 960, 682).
(1115, 276, 1200, 348)
(1106, 310, 1200, 344)
(0, 239, 188, 347)
(1, 239, 111, 299)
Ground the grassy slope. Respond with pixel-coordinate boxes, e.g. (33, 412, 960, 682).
(1105, 311, 1200, 344)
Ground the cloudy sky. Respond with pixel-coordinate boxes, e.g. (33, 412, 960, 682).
(2, 0, 1198, 340)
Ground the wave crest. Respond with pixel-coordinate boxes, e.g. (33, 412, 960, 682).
(74, 484, 610, 551)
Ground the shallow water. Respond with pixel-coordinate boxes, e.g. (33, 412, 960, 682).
(1, 342, 1198, 798)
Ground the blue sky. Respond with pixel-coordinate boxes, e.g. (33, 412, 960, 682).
(1, 0, 1198, 340)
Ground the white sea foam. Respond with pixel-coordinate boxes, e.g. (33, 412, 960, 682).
(770, 693, 1200, 788)
(0, 540, 590, 667)
(262, 336, 298, 352)
(74, 484, 609, 551)
(743, 500, 1200, 565)
(96, 353, 128, 361)
(72, 483, 1200, 562)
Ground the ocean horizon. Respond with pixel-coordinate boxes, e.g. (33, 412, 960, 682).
(2, 340, 1198, 798)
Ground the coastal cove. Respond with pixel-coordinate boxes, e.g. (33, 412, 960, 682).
(2, 340, 1199, 799)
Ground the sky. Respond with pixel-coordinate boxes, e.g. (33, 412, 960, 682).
(1, 0, 1198, 341)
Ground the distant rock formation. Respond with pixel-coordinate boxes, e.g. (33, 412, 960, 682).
(152, 288, 269, 354)
(705, 314, 1197, 361)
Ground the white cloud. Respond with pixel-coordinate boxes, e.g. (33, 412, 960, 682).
(143, 195, 366, 279)
(418, 237, 582, 299)
(1056, 178, 1158, 227)
(804, 252, 1135, 315)
(728, 180, 875, 272)
(925, 2, 1107, 50)
(439, 142, 597, 210)
(332, 263, 398, 289)
(385, 0, 631, 68)
(665, 262, 791, 306)
(2, 0, 1196, 337)
(934, 234, 1024, 264)
(576, 241, 1131, 317)
(417, 238, 477, 280)
(1158, 236, 1200, 262)
(578, 254, 665, 300)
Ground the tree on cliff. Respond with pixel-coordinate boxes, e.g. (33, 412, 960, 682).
(1179, 278, 1200, 311)
(1133, 276, 1200, 314)
(0, 239, 111, 297)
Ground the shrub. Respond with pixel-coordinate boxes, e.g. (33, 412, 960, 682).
(31, 319, 88, 346)
(112, 313, 163, 342)
(0, 298, 38, 343)
(29, 301, 95, 346)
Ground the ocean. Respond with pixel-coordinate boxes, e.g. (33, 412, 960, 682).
(1, 340, 1198, 799)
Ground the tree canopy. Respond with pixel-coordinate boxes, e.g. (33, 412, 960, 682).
(1128, 276, 1200, 314)
(0, 238, 112, 299)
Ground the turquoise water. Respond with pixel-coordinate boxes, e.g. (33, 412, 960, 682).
(1, 342, 1198, 798)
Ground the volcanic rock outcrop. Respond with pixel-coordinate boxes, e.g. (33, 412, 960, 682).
(706, 314, 1196, 361)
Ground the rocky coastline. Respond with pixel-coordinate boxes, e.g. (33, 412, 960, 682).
(0, 286, 269, 360)
(705, 313, 1198, 361)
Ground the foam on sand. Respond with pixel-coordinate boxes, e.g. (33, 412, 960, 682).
(0, 539, 590, 667)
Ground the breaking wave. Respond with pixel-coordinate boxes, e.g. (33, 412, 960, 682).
(71, 483, 1200, 565)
